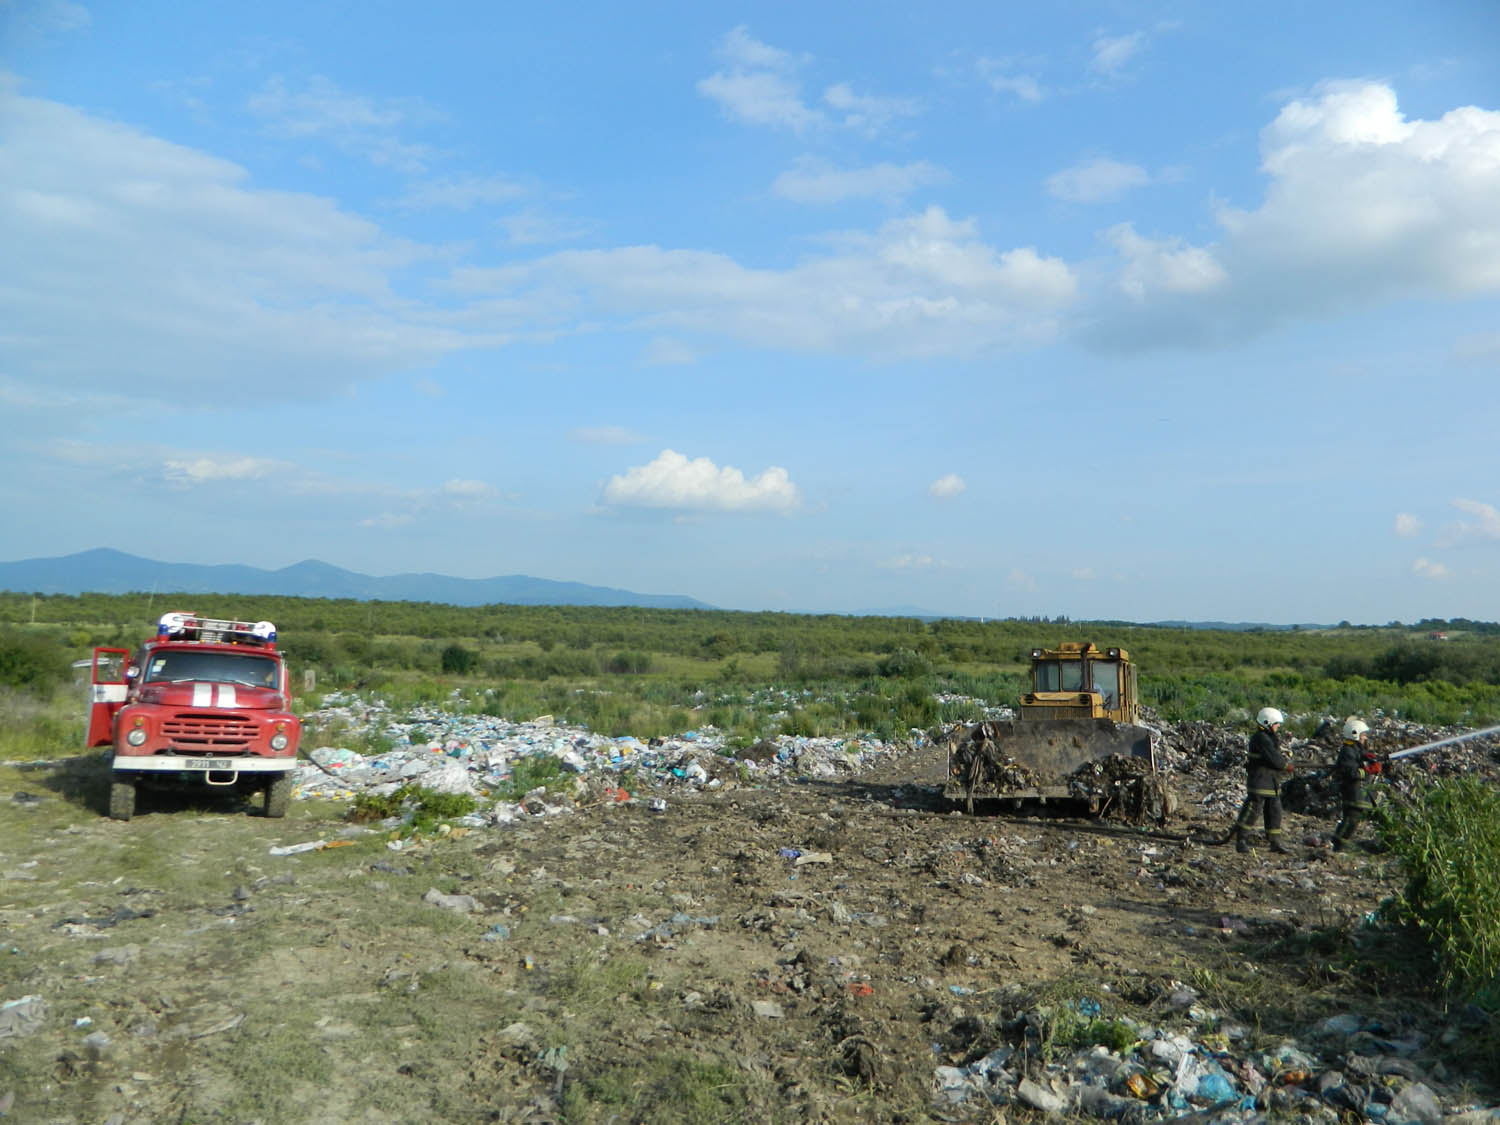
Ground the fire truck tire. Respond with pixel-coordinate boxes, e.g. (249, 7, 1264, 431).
(264, 774, 292, 819)
(109, 778, 137, 821)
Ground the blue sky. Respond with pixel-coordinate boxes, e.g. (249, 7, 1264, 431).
(2, 1, 1498, 623)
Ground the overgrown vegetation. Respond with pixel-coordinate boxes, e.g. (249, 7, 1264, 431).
(7, 597, 1500, 742)
(347, 784, 479, 835)
(1378, 778, 1500, 1008)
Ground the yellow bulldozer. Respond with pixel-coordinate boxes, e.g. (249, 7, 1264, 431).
(944, 642, 1175, 823)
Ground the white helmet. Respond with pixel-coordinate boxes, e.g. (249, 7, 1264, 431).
(1342, 717, 1370, 742)
(1256, 707, 1284, 729)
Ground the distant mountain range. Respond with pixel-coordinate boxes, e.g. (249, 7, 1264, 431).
(0, 549, 1346, 627)
(0, 548, 715, 611)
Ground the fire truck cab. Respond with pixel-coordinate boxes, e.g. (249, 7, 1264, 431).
(88, 612, 301, 820)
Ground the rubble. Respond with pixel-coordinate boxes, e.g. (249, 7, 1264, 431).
(931, 995, 1499, 1122)
(292, 692, 927, 812)
(203, 694, 1500, 1119)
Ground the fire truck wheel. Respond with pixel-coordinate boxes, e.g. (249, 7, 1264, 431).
(109, 778, 137, 821)
(264, 774, 292, 819)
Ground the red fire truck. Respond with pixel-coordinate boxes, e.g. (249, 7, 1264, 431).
(88, 612, 301, 820)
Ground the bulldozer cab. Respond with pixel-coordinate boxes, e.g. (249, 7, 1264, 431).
(1021, 643, 1139, 724)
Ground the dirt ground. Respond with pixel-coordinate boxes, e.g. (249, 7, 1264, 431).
(0, 731, 1490, 1124)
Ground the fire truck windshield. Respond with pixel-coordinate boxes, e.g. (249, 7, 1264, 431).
(144, 650, 278, 688)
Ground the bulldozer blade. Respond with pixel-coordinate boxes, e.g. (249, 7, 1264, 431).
(969, 718, 1154, 778)
(943, 717, 1158, 805)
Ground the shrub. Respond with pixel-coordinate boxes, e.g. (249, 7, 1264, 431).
(347, 784, 478, 834)
(878, 648, 933, 679)
(440, 643, 479, 675)
(495, 754, 568, 799)
(606, 651, 652, 675)
(0, 629, 68, 692)
(1377, 777, 1500, 1006)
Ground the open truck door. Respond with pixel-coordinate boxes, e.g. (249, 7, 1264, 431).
(87, 647, 131, 748)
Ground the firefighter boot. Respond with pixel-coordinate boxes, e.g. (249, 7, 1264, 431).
(1268, 834, 1290, 855)
(1234, 827, 1250, 854)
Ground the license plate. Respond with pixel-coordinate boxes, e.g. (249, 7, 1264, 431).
(185, 758, 233, 770)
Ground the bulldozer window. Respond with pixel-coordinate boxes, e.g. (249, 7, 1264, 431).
(1060, 662, 1085, 691)
(1034, 661, 1059, 691)
(1092, 663, 1119, 709)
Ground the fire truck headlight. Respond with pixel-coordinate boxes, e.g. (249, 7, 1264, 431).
(126, 728, 148, 747)
(270, 731, 289, 751)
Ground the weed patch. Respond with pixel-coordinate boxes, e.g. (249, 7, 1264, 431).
(346, 784, 478, 834)
(1378, 778, 1500, 1005)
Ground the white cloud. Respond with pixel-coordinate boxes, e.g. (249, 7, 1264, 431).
(163, 456, 281, 485)
(1437, 498, 1500, 547)
(771, 159, 948, 205)
(498, 209, 590, 246)
(928, 473, 966, 499)
(440, 478, 497, 501)
(0, 85, 467, 403)
(1393, 512, 1422, 537)
(247, 75, 438, 172)
(1046, 157, 1149, 203)
(698, 28, 915, 138)
(697, 27, 822, 133)
(1413, 557, 1450, 579)
(1091, 32, 1145, 76)
(396, 174, 526, 211)
(1104, 223, 1228, 298)
(1, 86, 1082, 403)
(361, 512, 415, 529)
(570, 425, 644, 445)
(1006, 567, 1037, 592)
(1071, 567, 1095, 580)
(977, 58, 1044, 103)
(880, 554, 935, 570)
(1082, 81, 1500, 350)
(639, 337, 698, 366)
(602, 450, 801, 513)
(8, 0, 90, 37)
(821, 83, 920, 134)
(452, 206, 1076, 359)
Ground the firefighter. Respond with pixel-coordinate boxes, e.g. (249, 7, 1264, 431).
(1232, 706, 1292, 854)
(1331, 716, 1381, 852)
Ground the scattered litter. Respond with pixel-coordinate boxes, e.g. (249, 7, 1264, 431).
(423, 888, 480, 914)
(793, 851, 833, 866)
(268, 840, 326, 856)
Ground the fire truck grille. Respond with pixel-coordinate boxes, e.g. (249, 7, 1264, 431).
(162, 714, 258, 750)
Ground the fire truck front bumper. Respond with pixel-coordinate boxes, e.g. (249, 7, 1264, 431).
(112, 755, 296, 773)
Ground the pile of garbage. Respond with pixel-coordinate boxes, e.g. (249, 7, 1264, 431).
(1153, 715, 1500, 819)
(291, 692, 925, 814)
(933, 986, 1498, 1123)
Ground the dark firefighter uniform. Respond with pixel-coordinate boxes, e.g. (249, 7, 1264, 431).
(1332, 740, 1381, 851)
(1234, 724, 1290, 853)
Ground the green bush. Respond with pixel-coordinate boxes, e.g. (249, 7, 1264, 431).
(440, 643, 479, 675)
(878, 647, 933, 679)
(605, 651, 652, 675)
(495, 754, 568, 799)
(347, 784, 478, 834)
(1378, 778, 1500, 1006)
(0, 629, 69, 692)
